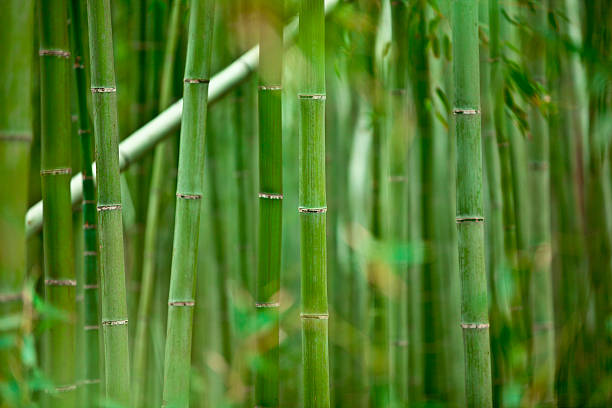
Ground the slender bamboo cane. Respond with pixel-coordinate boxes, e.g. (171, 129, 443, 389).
(38, 0, 77, 405)
(523, 2, 556, 404)
(478, 1, 511, 405)
(68, 0, 102, 403)
(299, 1, 330, 407)
(85, 0, 130, 404)
(132, 1, 183, 406)
(0, 0, 34, 401)
(451, 0, 492, 406)
(389, 2, 409, 405)
(255, 0, 284, 406)
(161, 0, 215, 405)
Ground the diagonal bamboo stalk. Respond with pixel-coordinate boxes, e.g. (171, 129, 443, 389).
(25, 0, 341, 238)
(85, 0, 130, 404)
(38, 0, 77, 405)
(451, 0, 493, 406)
(161, 0, 215, 406)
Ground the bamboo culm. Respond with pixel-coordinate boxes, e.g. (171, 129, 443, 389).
(0, 1, 34, 401)
(161, 0, 215, 406)
(39, 0, 77, 405)
(86, 0, 131, 404)
(255, 0, 284, 406)
(299, 1, 330, 407)
(132, 0, 183, 405)
(69, 0, 101, 404)
(451, 0, 493, 406)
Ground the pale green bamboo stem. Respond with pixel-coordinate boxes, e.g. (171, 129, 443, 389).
(451, 0, 493, 406)
(85, 0, 130, 404)
(299, 1, 330, 407)
(161, 0, 215, 405)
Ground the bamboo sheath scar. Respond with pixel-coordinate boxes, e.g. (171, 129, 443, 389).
(25, 0, 341, 237)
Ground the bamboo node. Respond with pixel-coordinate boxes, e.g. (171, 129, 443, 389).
(40, 168, 71, 176)
(176, 193, 202, 200)
(0, 132, 32, 142)
(102, 319, 128, 326)
(97, 204, 122, 212)
(78, 129, 91, 135)
(45, 279, 76, 287)
(461, 323, 490, 329)
(391, 88, 406, 95)
(259, 85, 282, 90)
(84, 284, 98, 290)
(39, 49, 70, 58)
(83, 200, 96, 204)
(456, 216, 484, 224)
(259, 192, 284, 200)
(83, 223, 96, 230)
(453, 108, 480, 115)
(45, 384, 77, 393)
(255, 302, 280, 308)
(84, 250, 97, 257)
(78, 379, 101, 385)
(298, 93, 326, 100)
(91, 87, 116, 93)
(394, 340, 409, 347)
(300, 313, 329, 320)
(0, 292, 22, 303)
(168, 301, 195, 307)
(184, 78, 210, 84)
(82, 174, 95, 180)
(298, 207, 327, 214)
(84, 325, 99, 331)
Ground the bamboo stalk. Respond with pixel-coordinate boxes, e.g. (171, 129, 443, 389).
(38, 0, 77, 405)
(0, 0, 35, 401)
(25, 0, 342, 238)
(255, 0, 284, 406)
(68, 0, 101, 404)
(85, 0, 130, 404)
(161, 0, 215, 405)
(523, 1, 556, 404)
(132, 1, 183, 406)
(451, 0, 493, 406)
(299, 1, 330, 407)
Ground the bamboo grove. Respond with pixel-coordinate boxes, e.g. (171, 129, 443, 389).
(1, 0, 612, 407)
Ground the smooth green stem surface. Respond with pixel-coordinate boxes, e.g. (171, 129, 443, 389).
(451, 0, 493, 406)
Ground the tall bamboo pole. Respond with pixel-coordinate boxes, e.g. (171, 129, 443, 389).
(299, 0, 330, 407)
(69, 0, 101, 403)
(523, 1, 555, 404)
(0, 0, 35, 402)
(255, 0, 284, 406)
(85, 0, 130, 404)
(38, 0, 77, 405)
(132, 1, 183, 406)
(161, 0, 215, 405)
(389, 1, 409, 405)
(451, 0, 492, 406)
